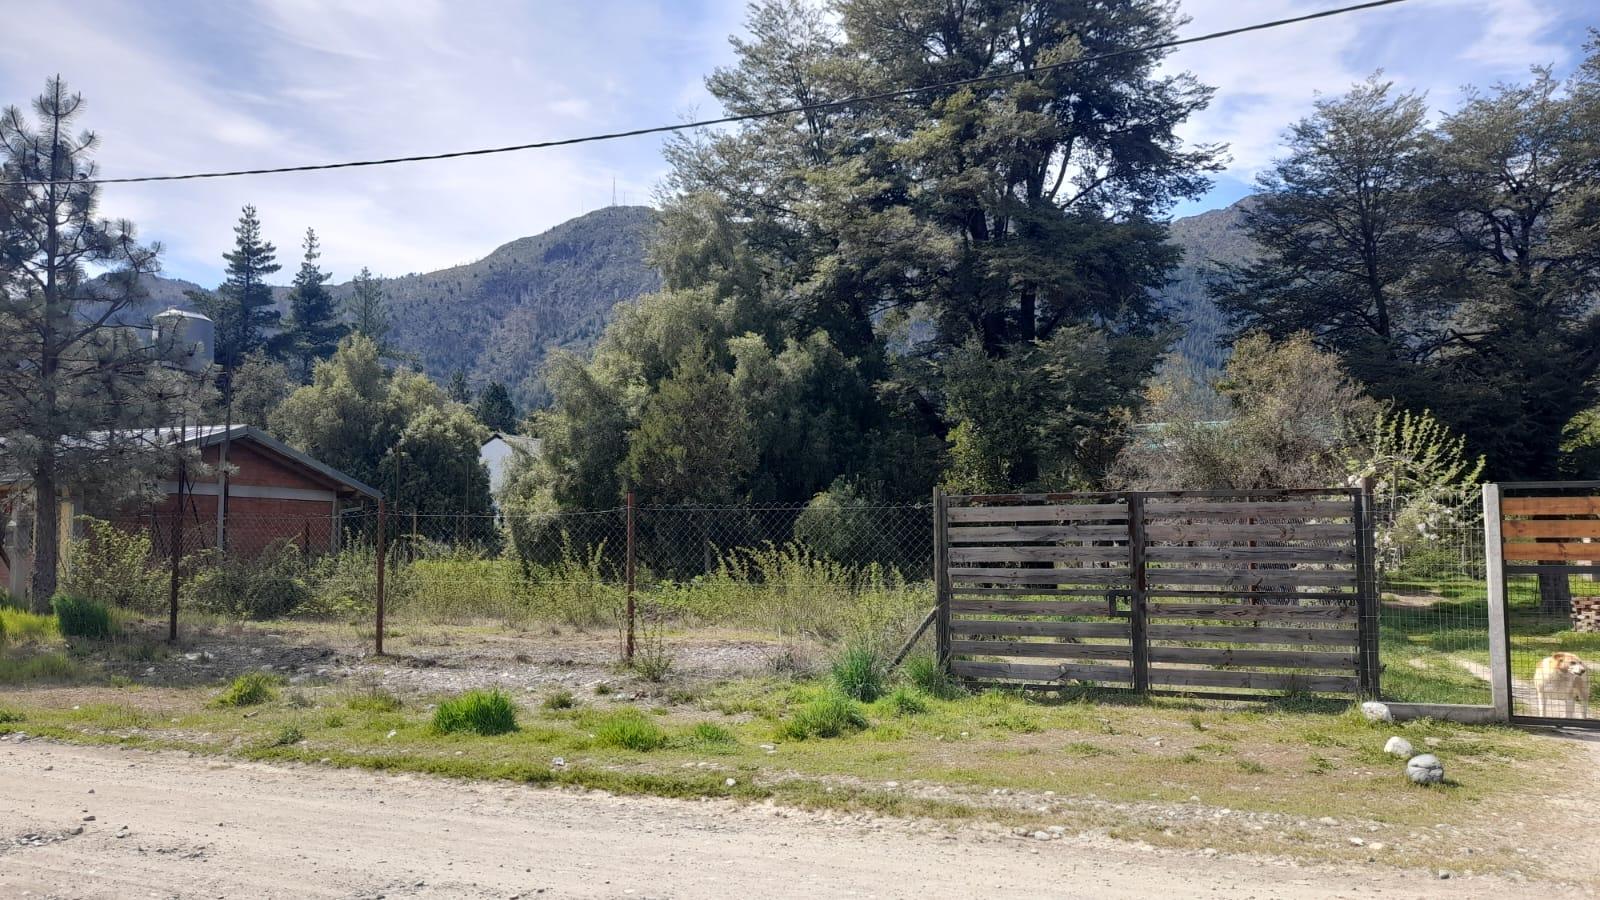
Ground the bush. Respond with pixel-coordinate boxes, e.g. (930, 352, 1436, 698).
(686, 721, 735, 746)
(189, 541, 311, 620)
(432, 689, 518, 735)
(830, 640, 886, 702)
(62, 516, 165, 612)
(542, 689, 576, 710)
(779, 693, 869, 740)
(902, 654, 962, 699)
(270, 725, 304, 746)
(883, 686, 929, 716)
(593, 709, 667, 751)
(215, 672, 281, 707)
(52, 594, 115, 639)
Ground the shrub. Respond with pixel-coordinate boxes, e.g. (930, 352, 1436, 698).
(593, 709, 667, 751)
(830, 640, 887, 702)
(542, 689, 576, 710)
(686, 721, 735, 746)
(902, 654, 962, 700)
(432, 689, 518, 735)
(779, 693, 869, 740)
(62, 516, 164, 612)
(883, 686, 929, 716)
(270, 725, 304, 746)
(629, 606, 675, 682)
(347, 687, 403, 712)
(189, 542, 311, 620)
(52, 594, 115, 639)
(0, 709, 23, 724)
(215, 672, 281, 707)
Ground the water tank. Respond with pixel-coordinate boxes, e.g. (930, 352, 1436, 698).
(151, 308, 215, 373)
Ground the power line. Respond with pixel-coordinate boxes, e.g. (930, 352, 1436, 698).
(5, 0, 1413, 187)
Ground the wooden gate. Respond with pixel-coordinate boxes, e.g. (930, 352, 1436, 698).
(934, 488, 1379, 699)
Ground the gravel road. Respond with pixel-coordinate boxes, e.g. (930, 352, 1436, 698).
(1, 741, 1577, 899)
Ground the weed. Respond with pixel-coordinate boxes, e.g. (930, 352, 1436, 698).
(685, 721, 736, 746)
(214, 672, 281, 708)
(1308, 754, 1336, 775)
(779, 693, 869, 740)
(323, 712, 346, 728)
(831, 640, 886, 702)
(1178, 752, 1202, 763)
(0, 652, 82, 684)
(593, 682, 613, 696)
(348, 688, 403, 713)
(52, 595, 114, 640)
(433, 689, 518, 736)
(270, 725, 304, 746)
(286, 690, 313, 709)
(1237, 759, 1269, 774)
(0, 708, 23, 724)
(764, 644, 817, 679)
(883, 686, 929, 716)
(1063, 741, 1109, 757)
(901, 654, 962, 699)
(593, 709, 667, 751)
(542, 689, 577, 711)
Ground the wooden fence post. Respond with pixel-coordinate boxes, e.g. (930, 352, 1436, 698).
(1127, 492, 1149, 693)
(933, 488, 951, 671)
(624, 491, 636, 663)
(375, 498, 386, 656)
(1483, 483, 1511, 721)
(1354, 478, 1381, 698)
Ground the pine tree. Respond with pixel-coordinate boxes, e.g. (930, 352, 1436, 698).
(346, 266, 393, 355)
(272, 228, 345, 381)
(0, 78, 180, 608)
(192, 205, 281, 371)
(474, 381, 517, 433)
(447, 370, 472, 404)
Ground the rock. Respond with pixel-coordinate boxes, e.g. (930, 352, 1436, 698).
(1359, 701, 1392, 723)
(1348, 837, 1365, 846)
(724, 778, 737, 787)
(1384, 736, 1414, 758)
(1032, 831, 1051, 841)
(551, 757, 566, 768)
(1407, 754, 1445, 785)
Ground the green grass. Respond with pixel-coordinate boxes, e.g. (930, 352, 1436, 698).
(214, 672, 282, 708)
(685, 721, 736, 747)
(881, 686, 929, 716)
(0, 651, 83, 684)
(0, 608, 58, 643)
(593, 709, 667, 751)
(52, 595, 115, 640)
(830, 640, 887, 702)
(542, 689, 577, 710)
(432, 689, 518, 736)
(902, 653, 963, 699)
(779, 693, 869, 740)
(347, 687, 403, 712)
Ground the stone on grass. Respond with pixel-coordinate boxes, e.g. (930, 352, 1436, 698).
(1360, 701, 1392, 723)
(1384, 736, 1414, 758)
(1406, 754, 1444, 785)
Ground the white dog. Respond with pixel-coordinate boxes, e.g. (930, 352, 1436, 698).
(1532, 652, 1591, 718)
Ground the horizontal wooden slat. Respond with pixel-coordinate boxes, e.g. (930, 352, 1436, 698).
(1146, 603, 1357, 622)
(1145, 545, 1355, 564)
(951, 620, 1130, 638)
(1502, 519, 1600, 539)
(1146, 624, 1358, 646)
(1147, 647, 1356, 669)
(948, 503, 1127, 523)
(1148, 668, 1359, 693)
(948, 524, 1130, 543)
(1505, 564, 1600, 576)
(949, 567, 1131, 584)
(950, 600, 1125, 616)
(1502, 496, 1600, 516)
(1501, 542, 1600, 562)
(1144, 523, 1354, 542)
(1144, 500, 1353, 519)
(1142, 569, 1356, 589)
(952, 640, 1133, 661)
(951, 587, 1126, 597)
(1145, 588, 1355, 601)
(951, 660, 1133, 683)
(950, 545, 1129, 564)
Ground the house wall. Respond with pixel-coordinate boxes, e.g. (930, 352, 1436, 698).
(144, 441, 343, 558)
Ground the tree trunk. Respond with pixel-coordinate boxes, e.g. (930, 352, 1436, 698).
(1538, 571, 1572, 616)
(30, 466, 58, 612)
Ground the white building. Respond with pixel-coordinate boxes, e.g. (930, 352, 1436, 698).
(479, 432, 542, 497)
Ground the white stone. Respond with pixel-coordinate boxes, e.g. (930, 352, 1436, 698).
(1407, 754, 1444, 785)
(1384, 736, 1414, 758)
(1359, 701, 1392, 723)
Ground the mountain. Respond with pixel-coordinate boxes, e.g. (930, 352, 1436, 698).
(1156, 198, 1256, 378)
(129, 205, 659, 410)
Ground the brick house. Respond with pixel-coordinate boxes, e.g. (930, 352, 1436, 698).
(1, 425, 380, 599)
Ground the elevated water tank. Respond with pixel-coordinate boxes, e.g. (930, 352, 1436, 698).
(151, 308, 214, 373)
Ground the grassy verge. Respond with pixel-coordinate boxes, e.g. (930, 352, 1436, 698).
(0, 670, 1575, 876)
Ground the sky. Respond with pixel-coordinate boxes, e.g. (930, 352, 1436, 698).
(0, 0, 1591, 286)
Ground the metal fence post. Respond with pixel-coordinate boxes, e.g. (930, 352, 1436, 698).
(625, 490, 636, 663)
(1483, 483, 1511, 721)
(1354, 477, 1381, 698)
(932, 488, 951, 671)
(1127, 492, 1149, 693)
(375, 498, 386, 656)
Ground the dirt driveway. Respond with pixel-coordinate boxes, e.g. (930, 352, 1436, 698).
(1, 741, 1583, 899)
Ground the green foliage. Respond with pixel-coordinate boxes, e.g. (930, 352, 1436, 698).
(593, 708, 667, 751)
(830, 640, 887, 702)
(345, 266, 396, 358)
(1561, 406, 1600, 479)
(227, 350, 294, 429)
(188, 542, 311, 620)
(473, 382, 518, 433)
(347, 687, 403, 713)
(51, 594, 114, 640)
(882, 686, 929, 716)
(793, 480, 881, 563)
(0, 608, 57, 643)
(686, 721, 736, 746)
(270, 725, 304, 747)
(61, 517, 164, 613)
(0, 652, 81, 684)
(376, 404, 495, 538)
(215, 672, 281, 708)
(272, 228, 347, 381)
(541, 689, 576, 710)
(192, 204, 281, 370)
(432, 689, 518, 736)
(625, 345, 755, 505)
(779, 693, 868, 741)
(902, 655, 962, 700)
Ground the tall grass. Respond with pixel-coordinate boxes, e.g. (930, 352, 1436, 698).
(52, 595, 115, 640)
(432, 689, 518, 735)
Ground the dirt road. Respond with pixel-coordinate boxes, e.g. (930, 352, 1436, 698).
(2, 741, 1582, 899)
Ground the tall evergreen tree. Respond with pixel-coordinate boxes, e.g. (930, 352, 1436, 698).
(345, 266, 394, 355)
(473, 381, 517, 433)
(191, 205, 280, 371)
(272, 228, 345, 381)
(446, 369, 472, 404)
(0, 77, 179, 608)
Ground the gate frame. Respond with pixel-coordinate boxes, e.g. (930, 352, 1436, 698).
(935, 485, 1380, 700)
(1485, 480, 1600, 729)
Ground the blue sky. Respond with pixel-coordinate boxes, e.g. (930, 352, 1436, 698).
(0, 0, 1591, 285)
